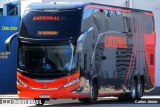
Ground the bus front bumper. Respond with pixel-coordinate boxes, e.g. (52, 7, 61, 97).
(17, 82, 89, 98)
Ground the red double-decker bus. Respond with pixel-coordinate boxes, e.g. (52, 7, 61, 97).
(6, 2, 156, 105)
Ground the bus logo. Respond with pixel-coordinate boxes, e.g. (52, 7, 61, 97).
(38, 31, 58, 36)
(42, 84, 47, 89)
(104, 35, 127, 48)
(33, 16, 60, 21)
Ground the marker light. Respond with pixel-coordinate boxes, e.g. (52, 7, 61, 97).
(17, 79, 27, 87)
(64, 78, 79, 88)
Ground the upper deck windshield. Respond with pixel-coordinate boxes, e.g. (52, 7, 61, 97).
(19, 9, 82, 39)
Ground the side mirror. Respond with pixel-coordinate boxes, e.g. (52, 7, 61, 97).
(5, 32, 18, 54)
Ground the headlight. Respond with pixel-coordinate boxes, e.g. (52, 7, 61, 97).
(64, 78, 79, 88)
(17, 79, 27, 87)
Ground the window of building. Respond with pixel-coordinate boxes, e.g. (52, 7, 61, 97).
(0, 8, 3, 16)
(0, 52, 8, 59)
(7, 5, 18, 16)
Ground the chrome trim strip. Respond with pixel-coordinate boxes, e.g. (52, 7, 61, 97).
(34, 79, 55, 82)
(31, 87, 60, 90)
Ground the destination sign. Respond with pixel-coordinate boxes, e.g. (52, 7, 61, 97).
(37, 31, 58, 36)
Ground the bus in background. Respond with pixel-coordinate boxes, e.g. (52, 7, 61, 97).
(6, 2, 156, 105)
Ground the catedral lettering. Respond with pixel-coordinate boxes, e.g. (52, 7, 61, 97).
(5, 2, 156, 106)
(104, 36, 127, 48)
(33, 16, 60, 21)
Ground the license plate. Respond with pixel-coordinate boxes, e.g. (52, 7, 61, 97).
(40, 94, 50, 98)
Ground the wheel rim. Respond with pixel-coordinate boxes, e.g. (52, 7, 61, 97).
(137, 81, 143, 98)
(131, 80, 136, 99)
(131, 87, 136, 98)
(90, 85, 94, 99)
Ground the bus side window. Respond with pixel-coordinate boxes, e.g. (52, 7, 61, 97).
(150, 54, 154, 65)
(84, 52, 87, 71)
(82, 8, 93, 31)
(107, 14, 124, 32)
(123, 16, 131, 33)
(93, 9, 107, 33)
(80, 51, 87, 72)
(145, 16, 154, 34)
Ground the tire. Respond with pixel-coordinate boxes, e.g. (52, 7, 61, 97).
(90, 83, 98, 103)
(136, 79, 143, 100)
(118, 79, 137, 101)
(118, 93, 132, 102)
(118, 78, 143, 101)
(34, 98, 45, 106)
(78, 83, 98, 104)
(131, 79, 136, 100)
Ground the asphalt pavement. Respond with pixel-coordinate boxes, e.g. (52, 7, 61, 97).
(0, 95, 160, 107)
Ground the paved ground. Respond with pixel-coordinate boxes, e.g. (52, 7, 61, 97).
(0, 95, 160, 107)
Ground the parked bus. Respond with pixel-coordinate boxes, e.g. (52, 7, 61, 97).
(6, 2, 156, 105)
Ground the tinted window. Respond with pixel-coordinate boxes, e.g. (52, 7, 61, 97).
(18, 42, 78, 73)
(105, 10, 122, 17)
(150, 54, 154, 65)
(145, 16, 154, 34)
(19, 10, 82, 39)
(82, 8, 93, 31)
(104, 10, 132, 33)
(6, 5, 19, 16)
(93, 10, 107, 33)
(105, 10, 124, 32)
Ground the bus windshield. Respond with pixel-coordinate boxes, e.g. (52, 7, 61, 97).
(18, 42, 78, 73)
(19, 10, 82, 39)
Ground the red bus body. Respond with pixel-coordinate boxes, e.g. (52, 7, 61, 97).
(15, 2, 155, 103)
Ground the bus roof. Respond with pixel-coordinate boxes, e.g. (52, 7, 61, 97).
(90, 2, 152, 13)
(26, 2, 152, 14)
(26, 2, 88, 11)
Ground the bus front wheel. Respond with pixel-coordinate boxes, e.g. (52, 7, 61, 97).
(78, 83, 98, 104)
